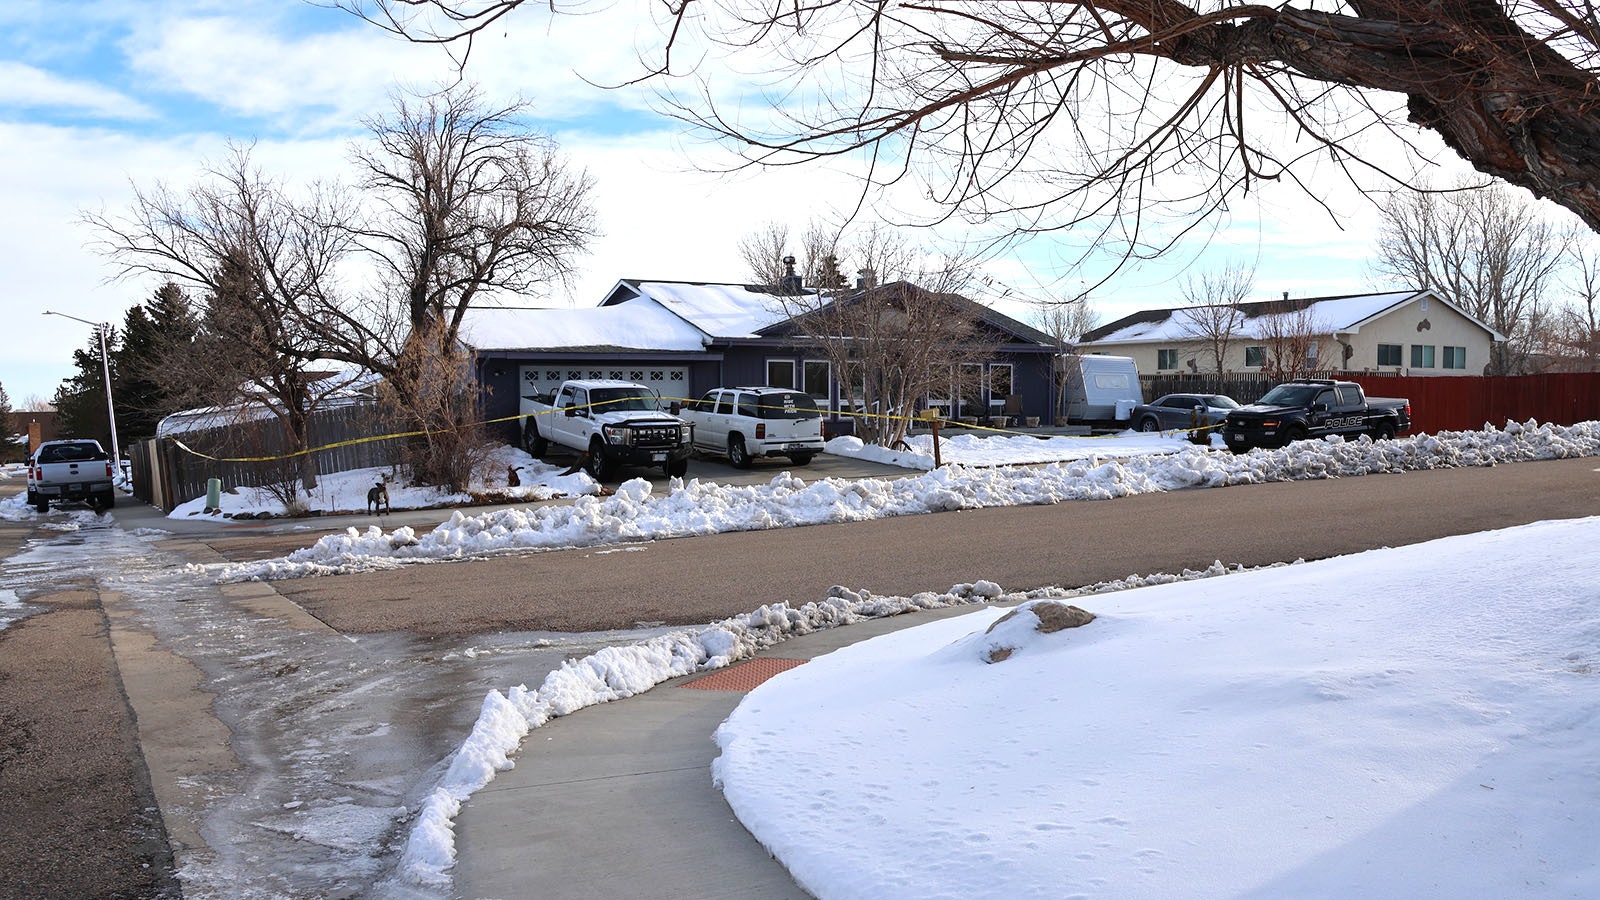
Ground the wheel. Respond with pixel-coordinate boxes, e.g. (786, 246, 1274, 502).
(665, 457, 689, 478)
(522, 420, 548, 458)
(1282, 425, 1308, 446)
(727, 435, 752, 469)
(585, 439, 615, 481)
(1373, 420, 1396, 441)
(788, 452, 814, 466)
(1137, 416, 1160, 432)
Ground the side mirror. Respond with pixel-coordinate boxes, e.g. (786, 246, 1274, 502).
(565, 407, 580, 418)
(1311, 402, 1328, 412)
(669, 402, 682, 414)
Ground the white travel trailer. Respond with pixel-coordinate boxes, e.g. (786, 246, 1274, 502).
(1061, 355, 1143, 425)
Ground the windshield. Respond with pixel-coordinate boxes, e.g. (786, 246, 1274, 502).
(1205, 395, 1240, 409)
(1256, 385, 1319, 407)
(756, 392, 820, 420)
(590, 387, 661, 412)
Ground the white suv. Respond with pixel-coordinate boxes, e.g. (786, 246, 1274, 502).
(679, 387, 826, 468)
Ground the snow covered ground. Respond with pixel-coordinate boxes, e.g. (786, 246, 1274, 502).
(715, 516, 1600, 900)
(165, 445, 597, 519)
(211, 420, 1600, 582)
(7, 422, 1599, 895)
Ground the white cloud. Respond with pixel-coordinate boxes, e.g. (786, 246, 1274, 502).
(0, 61, 155, 120)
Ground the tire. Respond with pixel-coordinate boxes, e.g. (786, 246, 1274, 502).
(523, 420, 548, 458)
(1137, 416, 1160, 433)
(727, 435, 752, 469)
(665, 457, 689, 478)
(33, 499, 49, 514)
(788, 452, 814, 466)
(585, 439, 615, 481)
(1282, 425, 1308, 446)
(1373, 420, 1397, 441)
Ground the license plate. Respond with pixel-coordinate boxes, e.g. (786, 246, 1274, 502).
(652, 452, 667, 462)
(785, 443, 808, 451)
(1227, 434, 1243, 442)
(69, 482, 83, 491)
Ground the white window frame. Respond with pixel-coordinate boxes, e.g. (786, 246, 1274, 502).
(766, 358, 796, 389)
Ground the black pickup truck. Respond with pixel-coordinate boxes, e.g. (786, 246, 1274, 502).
(1222, 380, 1411, 452)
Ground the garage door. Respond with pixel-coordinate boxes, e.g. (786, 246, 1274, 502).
(519, 365, 690, 403)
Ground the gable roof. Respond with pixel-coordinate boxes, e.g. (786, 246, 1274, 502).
(602, 279, 803, 339)
(459, 297, 709, 352)
(1081, 289, 1507, 344)
(461, 278, 1056, 353)
(756, 280, 1058, 347)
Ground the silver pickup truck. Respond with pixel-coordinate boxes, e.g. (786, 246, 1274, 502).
(26, 439, 117, 513)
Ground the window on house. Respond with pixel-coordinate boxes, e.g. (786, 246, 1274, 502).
(1377, 343, 1403, 367)
(1157, 348, 1179, 370)
(1244, 346, 1265, 368)
(1411, 344, 1436, 368)
(767, 359, 796, 389)
(988, 364, 1013, 400)
(803, 360, 831, 404)
(1442, 346, 1466, 369)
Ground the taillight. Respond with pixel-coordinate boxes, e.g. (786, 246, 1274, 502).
(755, 423, 766, 439)
(106, 462, 115, 478)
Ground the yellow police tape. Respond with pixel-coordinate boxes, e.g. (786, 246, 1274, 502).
(170, 395, 1219, 463)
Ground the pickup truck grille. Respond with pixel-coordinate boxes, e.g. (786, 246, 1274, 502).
(631, 425, 683, 447)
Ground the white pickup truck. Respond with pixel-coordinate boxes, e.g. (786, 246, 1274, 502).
(26, 438, 117, 513)
(678, 386, 826, 468)
(521, 379, 694, 480)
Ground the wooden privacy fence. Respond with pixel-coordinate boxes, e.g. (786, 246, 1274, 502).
(128, 403, 406, 511)
(1142, 372, 1600, 435)
(1343, 373, 1600, 435)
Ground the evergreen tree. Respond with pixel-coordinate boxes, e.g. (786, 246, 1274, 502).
(114, 282, 199, 440)
(0, 381, 15, 462)
(51, 328, 121, 449)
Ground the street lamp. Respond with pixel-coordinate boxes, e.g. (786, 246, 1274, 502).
(42, 310, 121, 472)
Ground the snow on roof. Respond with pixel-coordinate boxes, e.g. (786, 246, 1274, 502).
(627, 281, 794, 338)
(1088, 291, 1423, 344)
(459, 298, 709, 352)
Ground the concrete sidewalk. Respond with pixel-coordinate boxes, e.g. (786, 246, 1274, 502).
(452, 602, 993, 900)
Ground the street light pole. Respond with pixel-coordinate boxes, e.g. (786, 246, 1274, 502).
(42, 310, 122, 472)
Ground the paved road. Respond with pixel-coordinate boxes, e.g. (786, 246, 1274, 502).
(248, 456, 1600, 637)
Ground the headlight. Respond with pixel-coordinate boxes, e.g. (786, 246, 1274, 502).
(603, 424, 633, 446)
(680, 424, 693, 443)
(1260, 419, 1279, 428)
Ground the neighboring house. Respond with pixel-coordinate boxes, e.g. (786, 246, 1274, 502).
(464, 278, 1059, 442)
(1080, 289, 1505, 376)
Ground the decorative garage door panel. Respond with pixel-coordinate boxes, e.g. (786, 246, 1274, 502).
(519, 365, 689, 401)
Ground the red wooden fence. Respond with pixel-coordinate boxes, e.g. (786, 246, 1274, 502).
(1343, 373, 1600, 435)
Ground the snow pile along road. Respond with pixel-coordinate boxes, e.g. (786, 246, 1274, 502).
(216, 420, 1600, 582)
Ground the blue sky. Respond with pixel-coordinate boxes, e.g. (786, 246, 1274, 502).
(0, 0, 1443, 407)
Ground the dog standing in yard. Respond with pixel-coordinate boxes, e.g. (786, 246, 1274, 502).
(507, 465, 522, 487)
(367, 477, 391, 515)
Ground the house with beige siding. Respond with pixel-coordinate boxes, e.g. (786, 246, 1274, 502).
(1079, 289, 1505, 376)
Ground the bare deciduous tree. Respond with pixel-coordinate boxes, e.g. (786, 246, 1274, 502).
(1373, 179, 1575, 374)
(1030, 294, 1100, 424)
(1547, 242, 1600, 370)
(1256, 302, 1335, 381)
(764, 247, 998, 446)
(86, 83, 598, 489)
(1178, 263, 1255, 377)
(341, 0, 1600, 274)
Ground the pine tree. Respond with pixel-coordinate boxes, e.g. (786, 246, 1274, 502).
(0, 381, 15, 462)
(114, 282, 199, 440)
(51, 328, 120, 448)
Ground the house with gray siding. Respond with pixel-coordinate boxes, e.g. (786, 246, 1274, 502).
(464, 278, 1059, 444)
